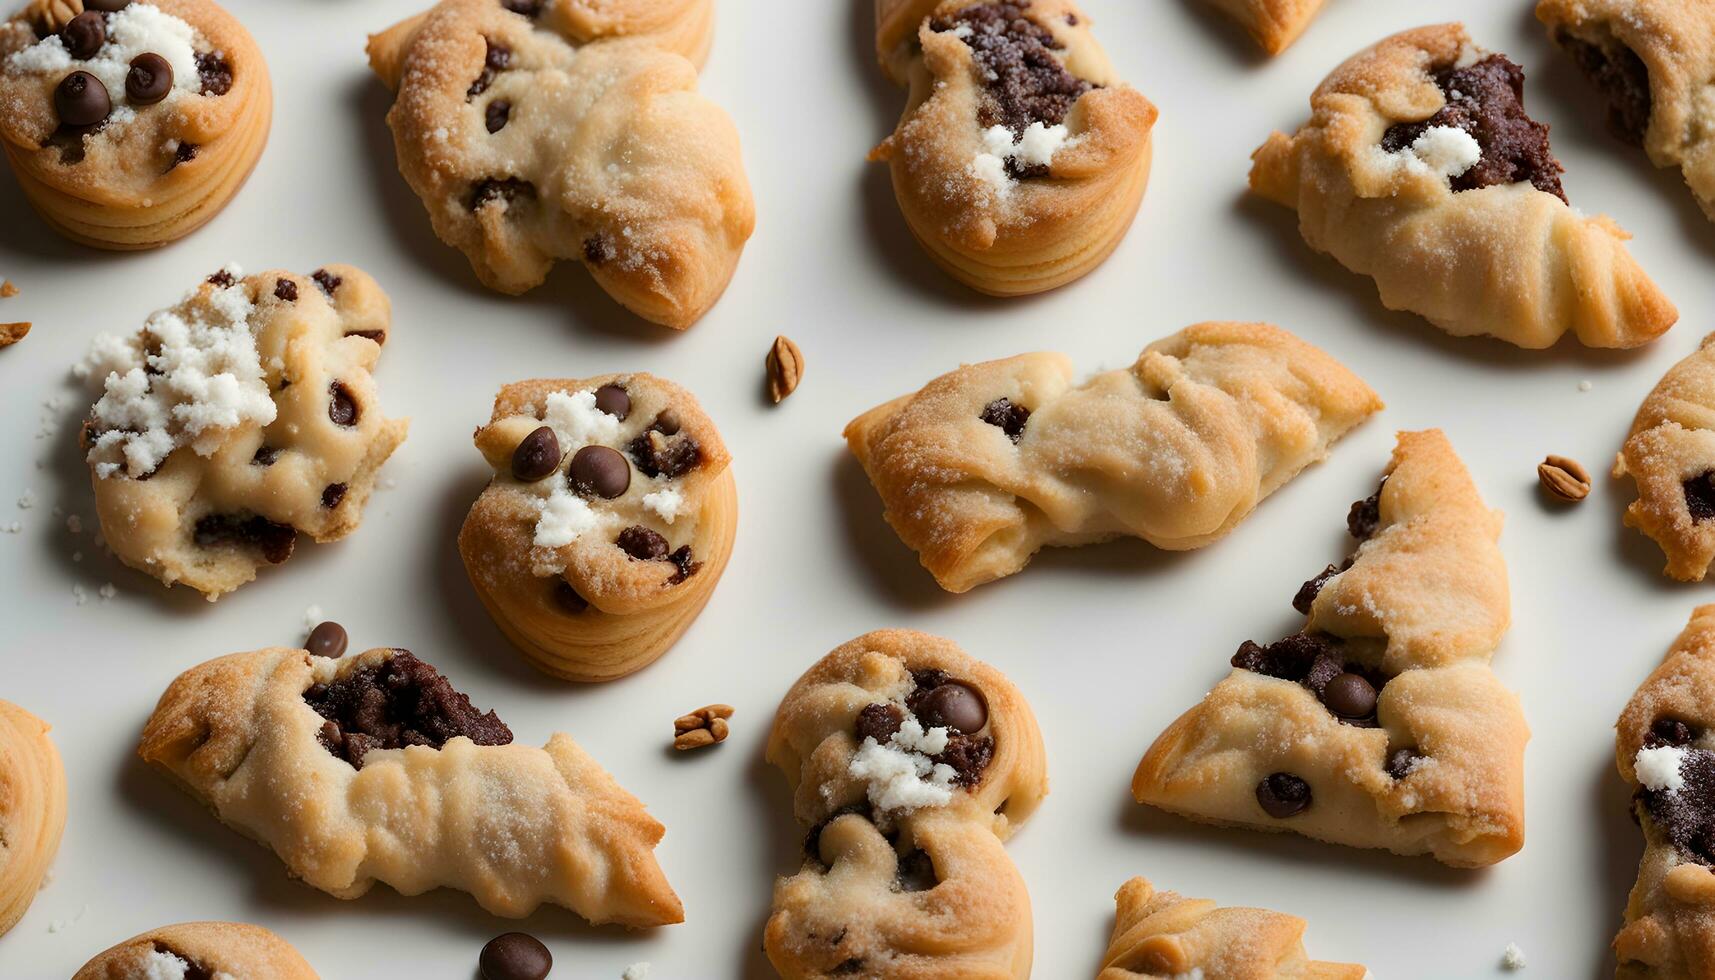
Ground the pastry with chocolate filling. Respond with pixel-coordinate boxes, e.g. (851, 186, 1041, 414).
(0, 0, 271, 249)
(76, 265, 408, 600)
(458, 375, 736, 681)
(0, 700, 64, 939)
(1613, 605, 1715, 978)
(765, 630, 1047, 979)
(1614, 333, 1715, 582)
(844, 321, 1381, 593)
(366, 0, 753, 329)
(1199, 0, 1328, 56)
(1133, 430, 1529, 868)
(871, 0, 1158, 295)
(1098, 877, 1365, 979)
(139, 646, 682, 925)
(71, 921, 317, 980)
(1251, 23, 1677, 349)
(1540, 0, 1715, 222)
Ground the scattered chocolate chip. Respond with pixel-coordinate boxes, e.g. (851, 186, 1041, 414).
(468, 39, 511, 99)
(468, 177, 535, 210)
(61, 12, 105, 60)
(855, 702, 905, 743)
(311, 268, 342, 295)
(54, 70, 110, 128)
(1347, 477, 1386, 539)
(979, 397, 1030, 443)
(501, 0, 544, 15)
(593, 383, 630, 420)
(914, 681, 988, 734)
(569, 445, 630, 499)
(251, 446, 277, 466)
(328, 382, 358, 427)
(1256, 772, 1312, 818)
(552, 580, 588, 614)
(1651, 718, 1698, 748)
(305, 651, 511, 768)
(206, 269, 235, 288)
(126, 52, 172, 104)
(273, 279, 298, 302)
(617, 525, 669, 561)
(1555, 30, 1652, 148)
(306, 621, 348, 659)
(666, 545, 700, 584)
(1385, 747, 1423, 779)
(194, 51, 232, 96)
(1686, 472, 1715, 523)
(1321, 672, 1377, 720)
(1292, 559, 1351, 614)
(485, 99, 511, 133)
(193, 514, 296, 564)
(628, 429, 701, 479)
(583, 234, 614, 264)
(321, 483, 347, 509)
(510, 425, 561, 482)
(478, 933, 551, 980)
(895, 849, 937, 892)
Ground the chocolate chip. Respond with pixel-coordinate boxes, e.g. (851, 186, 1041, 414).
(855, 702, 905, 743)
(1651, 718, 1698, 747)
(169, 141, 196, 168)
(583, 234, 614, 264)
(1556, 31, 1652, 147)
(311, 268, 342, 295)
(628, 429, 701, 479)
(831, 959, 866, 975)
(593, 383, 630, 420)
(195, 51, 232, 96)
(1292, 558, 1351, 614)
(252, 446, 277, 466)
(85, 0, 131, 9)
(979, 397, 1029, 443)
(1232, 632, 1334, 682)
(478, 933, 550, 980)
(193, 514, 296, 564)
(1321, 672, 1377, 720)
(937, 733, 995, 787)
(1385, 748, 1422, 779)
(1347, 477, 1385, 539)
(328, 382, 358, 427)
(1256, 772, 1311, 818)
(54, 70, 110, 128)
(467, 39, 511, 99)
(126, 52, 172, 104)
(485, 99, 511, 133)
(510, 425, 561, 482)
(914, 682, 988, 734)
(273, 279, 298, 302)
(61, 12, 105, 60)
(306, 621, 348, 659)
(321, 483, 347, 509)
(500, 0, 544, 15)
(666, 545, 700, 584)
(895, 849, 937, 892)
(651, 409, 681, 435)
(206, 269, 235, 288)
(617, 525, 669, 561)
(552, 580, 588, 614)
(1641, 747, 1715, 866)
(1686, 472, 1715, 523)
(569, 445, 630, 499)
(468, 177, 535, 210)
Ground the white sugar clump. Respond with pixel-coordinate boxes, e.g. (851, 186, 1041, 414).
(6, 4, 203, 111)
(621, 965, 651, 980)
(542, 389, 621, 451)
(641, 487, 683, 524)
(136, 948, 237, 980)
(847, 713, 957, 812)
(969, 122, 1075, 197)
(1374, 124, 1481, 182)
(1635, 744, 1688, 794)
(81, 267, 274, 480)
(533, 488, 600, 550)
(1501, 942, 1526, 970)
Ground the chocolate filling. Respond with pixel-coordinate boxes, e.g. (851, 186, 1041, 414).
(195, 51, 232, 96)
(311, 268, 343, 296)
(853, 669, 995, 787)
(1686, 471, 1715, 524)
(193, 513, 296, 564)
(1557, 30, 1652, 147)
(895, 848, 937, 892)
(1346, 477, 1386, 540)
(979, 397, 1029, 443)
(1292, 558, 1352, 614)
(468, 39, 511, 99)
(304, 651, 512, 768)
(468, 177, 536, 211)
(628, 422, 701, 479)
(1231, 633, 1383, 727)
(150, 944, 214, 980)
(552, 579, 589, 614)
(1381, 54, 1566, 202)
(1640, 744, 1715, 866)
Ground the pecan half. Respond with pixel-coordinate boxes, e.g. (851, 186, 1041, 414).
(766, 335, 804, 404)
(673, 703, 734, 750)
(1538, 454, 1591, 502)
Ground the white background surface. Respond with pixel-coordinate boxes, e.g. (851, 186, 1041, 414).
(0, 0, 1709, 977)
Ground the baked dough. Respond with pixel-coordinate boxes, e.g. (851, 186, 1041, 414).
(765, 630, 1047, 979)
(367, 0, 753, 329)
(0, 700, 65, 938)
(77, 264, 408, 600)
(0, 0, 270, 249)
(844, 321, 1381, 593)
(1097, 877, 1365, 979)
(72, 921, 317, 979)
(871, 0, 1158, 295)
(1200, 0, 1328, 55)
(458, 375, 736, 681)
(1614, 605, 1715, 979)
(1615, 333, 1715, 582)
(1133, 429, 1528, 868)
(1539, 0, 1715, 222)
(1251, 23, 1677, 349)
(138, 646, 683, 925)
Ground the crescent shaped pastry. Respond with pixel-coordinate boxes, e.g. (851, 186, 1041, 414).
(458, 375, 736, 681)
(764, 630, 1047, 979)
(1614, 605, 1715, 979)
(1098, 877, 1365, 979)
(367, 0, 754, 329)
(138, 646, 683, 926)
(1615, 333, 1715, 582)
(871, 0, 1158, 295)
(0, 700, 65, 938)
(1250, 23, 1677, 349)
(1133, 430, 1528, 868)
(72, 921, 317, 980)
(844, 321, 1381, 593)
(1200, 0, 1329, 56)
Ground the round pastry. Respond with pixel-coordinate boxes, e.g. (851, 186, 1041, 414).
(458, 375, 736, 681)
(0, 0, 271, 249)
(76, 264, 409, 600)
(71, 921, 317, 979)
(0, 700, 65, 938)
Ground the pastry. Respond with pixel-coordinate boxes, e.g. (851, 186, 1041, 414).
(75, 264, 408, 600)
(0, 700, 65, 938)
(1614, 605, 1715, 978)
(1098, 877, 1365, 979)
(1615, 333, 1715, 582)
(458, 375, 735, 682)
(1133, 430, 1528, 868)
(0, 0, 270, 249)
(871, 0, 1158, 295)
(765, 630, 1047, 979)
(1250, 23, 1678, 349)
(844, 321, 1382, 593)
(138, 645, 683, 925)
(1201, 0, 1328, 55)
(72, 921, 317, 979)
(1539, 0, 1715, 222)
(367, 0, 754, 330)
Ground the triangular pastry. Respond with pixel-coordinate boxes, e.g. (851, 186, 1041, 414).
(1200, 0, 1329, 56)
(1133, 430, 1528, 867)
(1615, 334, 1715, 582)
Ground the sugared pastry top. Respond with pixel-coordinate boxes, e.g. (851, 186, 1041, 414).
(1615, 332, 1715, 583)
(71, 921, 318, 980)
(75, 264, 407, 600)
(0, 700, 65, 939)
(1250, 23, 1677, 349)
(1199, 0, 1328, 56)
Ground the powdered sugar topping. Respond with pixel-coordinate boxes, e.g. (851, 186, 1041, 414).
(1374, 124, 1481, 182)
(7, 3, 203, 113)
(848, 713, 958, 812)
(1636, 744, 1688, 794)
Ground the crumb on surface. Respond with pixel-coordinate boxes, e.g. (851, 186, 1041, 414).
(1578, 380, 1593, 392)
(622, 964, 651, 980)
(1, 280, 18, 298)
(1502, 942, 1526, 970)
(0, 322, 29, 348)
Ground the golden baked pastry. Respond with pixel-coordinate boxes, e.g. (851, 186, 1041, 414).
(1098, 877, 1365, 979)
(1200, 0, 1328, 55)
(458, 375, 736, 681)
(139, 646, 683, 925)
(0, 0, 270, 248)
(1133, 430, 1528, 868)
(871, 0, 1158, 295)
(1251, 23, 1677, 349)
(75, 265, 407, 600)
(72, 921, 317, 979)
(845, 321, 1381, 593)
(1615, 333, 1715, 582)
(765, 630, 1047, 979)
(367, 0, 753, 329)
(0, 700, 65, 938)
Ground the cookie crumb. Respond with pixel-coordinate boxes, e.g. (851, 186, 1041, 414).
(72, 585, 86, 606)
(98, 582, 116, 601)
(1578, 379, 1593, 392)
(622, 964, 651, 980)
(2, 522, 19, 534)
(1502, 942, 1526, 970)
(1, 279, 18, 298)
(0, 322, 29, 348)
(47, 904, 88, 933)
(17, 490, 34, 510)
(303, 605, 324, 631)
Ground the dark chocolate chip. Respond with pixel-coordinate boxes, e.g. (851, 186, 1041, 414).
(251, 446, 277, 466)
(593, 383, 630, 420)
(1256, 772, 1312, 818)
(510, 425, 561, 482)
(651, 409, 681, 435)
(328, 382, 358, 427)
(61, 12, 105, 60)
(666, 545, 700, 584)
(193, 514, 296, 564)
(1385, 748, 1422, 780)
(485, 99, 511, 133)
(1347, 477, 1386, 540)
(552, 580, 589, 614)
(617, 525, 669, 561)
(979, 397, 1029, 443)
(468, 177, 535, 210)
(569, 445, 630, 499)
(345, 330, 385, 344)
(1321, 672, 1377, 720)
(321, 483, 347, 509)
(628, 429, 701, 479)
(311, 268, 342, 296)
(1686, 471, 1715, 523)
(305, 651, 510, 768)
(1651, 718, 1698, 748)
(895, 849, 937, 892)
(1293, 558, 1352, 614)
(170, 141, 197, 168)
(54, 70, 110, 128)
(937, 733, 995, 787)
(194, 51, 232, 96)
(274, 279, 298, 302)
(206, 269, 236, 288)
(855, 702, 905, 743)
(467, 39, 511, 99)
(126, 52, 173, 104)
(914, 682, 988, 734)
(583, 234, 614, 264)
(478, 933, 551, 980)
(306, 621, 348, 659)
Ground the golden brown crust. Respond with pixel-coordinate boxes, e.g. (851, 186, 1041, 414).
(0, 700, 64, 938)
(1250, 22, 1677, 349)
(1098, 877, 1366, 979)
(764, 630, 1047, 979)
(1614, 332, 1715, 581)
(1133, 430, 1528, 868)
(72, 921, 318, 980)
(1200, 0, 1328, 55)
(844, 321, 1381, 593)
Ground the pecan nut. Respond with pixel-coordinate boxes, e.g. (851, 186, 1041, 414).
(28, 0, 82, 34)
(673, 703, 734, 750)
(766, 335, 803, 404)
(1538, 454, 1590, 502)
